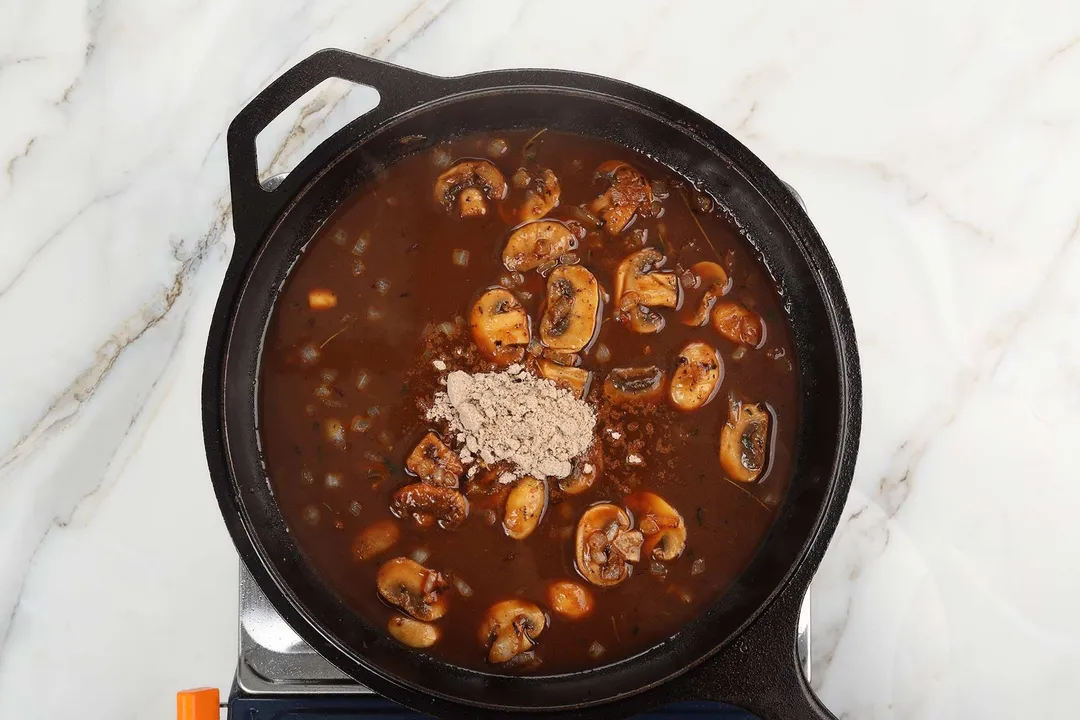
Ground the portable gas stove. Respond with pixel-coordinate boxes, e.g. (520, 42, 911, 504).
(176, 565, 811, 719)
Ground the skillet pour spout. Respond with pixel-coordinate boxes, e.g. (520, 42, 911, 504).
(204, 48, 860, 720)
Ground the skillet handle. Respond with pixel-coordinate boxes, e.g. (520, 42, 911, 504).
(671, 576, 834, 720)
(226, 49, 447, 259)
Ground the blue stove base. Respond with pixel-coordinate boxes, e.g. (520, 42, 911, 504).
(228, 695, 758, 719)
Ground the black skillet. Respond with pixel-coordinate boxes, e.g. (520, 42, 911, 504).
(203, 48, 861, 719)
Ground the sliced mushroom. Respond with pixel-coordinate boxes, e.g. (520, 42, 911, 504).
(711, 302, 766, 348)
(680, 261, 731, 327)
(613, 248, 678, 333)
(502, 220, 575, 273)
(478, 599, 546, 664)
(376, 557, 450, 621)
(540, 347, 580, 366)
(406, 432, 463, 488)
(434, 159, 507, 217)
(519, 168, 560, 222)
(352, 518, 401, 561)
(390, 483, 469, 530)
(540, 265, 600, 352)
(624, 492, 687, 562)
(614, 248, 678, 306)
(503, 476, 547, 540)
(559, 441, 602, 495)
(537, 358, 592, 400)
(470, 288, 531, 364)
(614, 291, 664, 333)
(669, 342, 723, 411)
(547, 580, 595, 620)
(603, 366, 666, 405)
(589, 161, 653, 235)
(719, 395, 770, 483)
(387, 615, 440, 648)
(575, 503, 644, 587)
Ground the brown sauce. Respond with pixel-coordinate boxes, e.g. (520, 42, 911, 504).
(258, 131, 799, 674)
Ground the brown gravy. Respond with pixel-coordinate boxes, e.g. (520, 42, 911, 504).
(258, 131, 799, 674)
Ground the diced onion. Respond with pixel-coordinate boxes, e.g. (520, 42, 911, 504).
(349, 501, 362, 516)
(331, 229, 348, 245)
(511, 168, 531, 189)
(324, 419, 346, 448)
(351, 416, 371, 433)
(731, 346, 747, 361)
(367, 306, 383, 322)
(452, 575, 474, 598)
(301, 469, 314, 485)
(351, 234, 369, 256)
(587, 641, 605, 659)
(355, 371, 370, 390)
(367, 405, 381, 418)
(298, 343, 321, 365)
(438, 321, 455, 336)
(378, 430, 393, 447)
(375, 278, 391, 295)
(352, 259, 366, 276)
(595, 343, 612, 363)
(324, 472, 343, 489)
(410, 547, 431, 564)
(431, 144, 452, 169)
(301, 505, 321, 526)
(565, 205, 601, 228)
(452, 249, 470, 267)
(691, 558, 706, 576)
(319, 368, 338, 383)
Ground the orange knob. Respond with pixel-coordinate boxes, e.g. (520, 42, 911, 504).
(177, 687, 220, 720)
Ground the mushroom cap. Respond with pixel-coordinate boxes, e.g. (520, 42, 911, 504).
(376, 557, 450, 621)
(478, 599, 546, 663)
(433, 159, 508, 209)
(669, 341, 723, 411)
(502, 219, 575, 272)
(469, 288, 531, 364)
(575, 503, 643, 587)
(719, 395, 770, 483)
(625, 491, 687, 562)
(390, 483, 469, 529)
(539, 265, 601, 353)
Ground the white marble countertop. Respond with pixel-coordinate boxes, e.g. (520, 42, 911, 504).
(2, 1, 1078, 718)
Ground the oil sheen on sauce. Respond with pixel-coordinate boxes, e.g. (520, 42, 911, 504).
(258, 131, 800, 674)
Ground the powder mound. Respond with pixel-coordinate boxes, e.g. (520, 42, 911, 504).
(426, 364, 596, 479)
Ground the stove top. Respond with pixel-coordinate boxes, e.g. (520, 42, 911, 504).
(237, 564, 373, 695)
(234, 564, 812, 696)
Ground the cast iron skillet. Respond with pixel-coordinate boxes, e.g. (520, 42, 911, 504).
(203, 48, 861, 719)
